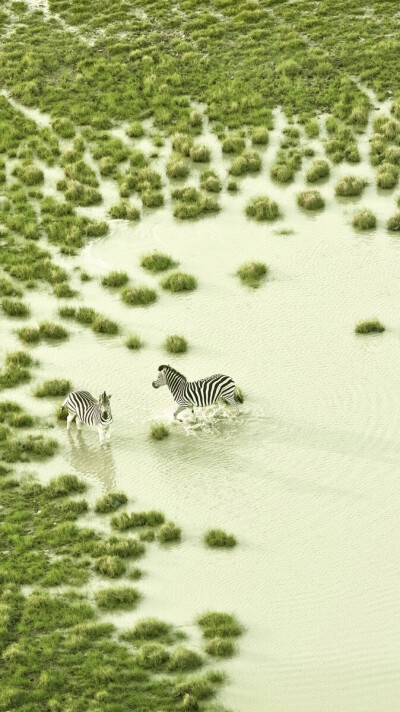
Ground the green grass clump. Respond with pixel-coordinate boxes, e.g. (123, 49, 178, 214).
(306, 159, 330, 182)
(135, 643, 170, 670)
(377, 163, 398, 189)
(165, 335, 187, 353)
(53, 282, 77, 298)
(121, 286, 157, 307)
(141, 253, 177, 273)
(246, 196, 279, 221)
(197, 612, 243, 638)
(335, 176, 368, 197)
(352, 209, 376, 230)
(227, 180, 238, 192)
(126, 334, 143, 350)
(75, 306, 96, 325)
(355, 319, 385, 334)
(121, 618, 172, 643)
(172, 133, 193, 156)
(297, 189, 325, 210)
(94, 555, 126, 578)
(166, 156, 189, 179)
(150, 422, 170, 441)
(63, 181, 102, 206)
(126, 121, 144, 138)
(387, 211, 400, 231)
(0, 353, 32, 390)
(0, 278, 22, 298)
(35, 379, 71, 398)
(8, 412, 34, 428)
(204, 529, 237, 548)
(17, 326, 41, 344)
(6, 351, 33, 368)
(59, 306, 76, 319)
(205, 637, 235, 658)
(2, 299, 29, 317)
(200, 170, 222, 193)
(92, 316, 119, 335)
(95, 491, 128, 514)
(161, 272, 197, 293)
(141, 190, 164, 208)
(102, 271, 129, 288)
(222, 135, 245, 154)
(52, 118, 76, 138)
(47, 474, 86, 497)
(39, 322, 69, 340)
(270, 162, 295, 183)
(168, 647, 203, 672)
(109, 202, 140, 220)
(251, 126, 269, 145)
(229, 150, 261, 176)
(95, 586, 140, 610)
(111, 510, 165, 531)
(305, 119, 320, 138)
(190, 144, 210, 162)
(13, 163, 44, 185)
(237, 261, 268, 288)
(158, 521, 181, 543)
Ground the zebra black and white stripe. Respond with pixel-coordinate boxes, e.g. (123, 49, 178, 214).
(62, 390, 113, 442)
(152, 365, 241, 419)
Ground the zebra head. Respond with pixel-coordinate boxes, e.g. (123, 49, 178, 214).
(98, 391, 112, 418)
(152, 365, 168, 389)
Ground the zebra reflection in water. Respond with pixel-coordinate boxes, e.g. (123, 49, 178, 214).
(152, 364, 243, 420)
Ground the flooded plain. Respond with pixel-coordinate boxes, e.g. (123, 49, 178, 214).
(4, 97, 400, 711)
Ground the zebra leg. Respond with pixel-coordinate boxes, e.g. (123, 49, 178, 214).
(105, 426, 111, 441)
(76, 417, 83, 431)
(97, 426, 105, 443)
(173, 404, 188, 420)
(66, 413, 76, 430)
(225, 395, 240, 413)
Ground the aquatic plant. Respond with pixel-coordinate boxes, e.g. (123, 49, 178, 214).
(47, 474, 86, 497)
(387, 211, 400, 231)
(2, 299, 29, 317)
(135, 642, 170, 670)
(251, 126, 269, 145)
(39, 322, 69, 340)
(17, 326, 41, 344)
(92, 316, 119, 335)
(141, 253, 177, 273)
(121, 286, 157, 306)
(158, 521, 181, 543)
(75, 306, 97, 325)
(200, 170, 222, 193)
(190, 144, 211, 162)
(126, 121, 145, 138)
(111, 510, 165, 531)
(101, 271, 129, 288)
(12, 162, 44, 185)
(305, 119, 319, 138)
(229, 150, 261, 176)
(377, 163, 398, 189)
(0, 278, 22, 298)
(59, 306, 76, 319)
(352, 209, 376, 230)
(109, 202, 140, 220)
(355, 319, 385, 334)
(95, 492, 128, 514)
(95, 586, 140, 610)
(222, 135, 246, 154)
(121, 617, 172, 643)
(204, 529, 237, 548)
(165, 335, 188, 354)
(237, 262, 268, 288)
(35, 379, 71, 398)
(53, 282, 77, 298)
(150, 423, 170, 441)
(168, 647, 203, 672)
(141, 190, 164, 208)
(296, 189, 325, 210)
(335, 176, 368, 197)
(197, 611, 243, 638)
(166, 156, 189, 179)
(205, 637, 235, 657)
(52, 118, 76, 138)
(227, 180, 238, 192)
(161, 272, 197, 292)
(94, 555, 126, 578)
(245, 196, 279, 221)
(126, 334, 143, 350)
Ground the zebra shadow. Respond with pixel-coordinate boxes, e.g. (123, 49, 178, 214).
(66, 429, 117, 491)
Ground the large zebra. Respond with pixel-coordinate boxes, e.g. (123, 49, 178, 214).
(62, 390, 113, 442)
(152, 365, 242, 419)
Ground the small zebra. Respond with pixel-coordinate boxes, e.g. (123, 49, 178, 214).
(152, 364, 242, 419)
(62, 390, 113, 442)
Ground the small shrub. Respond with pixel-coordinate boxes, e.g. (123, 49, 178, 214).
(158, 521, 181, 543)
(197, 612, 243, 638)
(246, 196, 279, 221)
(102, 271, 129, 288)
(141, 253, 177, 273)
(335, 176, 368, 197)
(95, 587, 140, 610)
(352, 209, 376, 230)
(35, 379, 71, 397)
(168, 647, 203, 672)
(17, 326, 41, 344)
(355, 319, 385, 334)
(95, 491, 128, 514)
(251, 126, 269, 145)
(39, 322, 68, 340)
(237, 262, 268, 288)
(121, 286, 157, 307)
(205, 637, 235, 657)
(150, 422, 170, 441)
(165, 335, 187, 353)
(2, 299, 29, 317)
(296, 189, 325, 210)
(92, 316, 119, 335)
(306, 159, 330, 182)
(94, 556, 126, 578)
(161, 272, 197, 293)
(126, 334, 143, 350)
(387, 211, 400, 231)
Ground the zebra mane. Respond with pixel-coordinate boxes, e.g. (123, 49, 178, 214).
(158, 364, 187, 382)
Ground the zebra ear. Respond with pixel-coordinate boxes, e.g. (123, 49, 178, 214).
(108, 394, 112, 399)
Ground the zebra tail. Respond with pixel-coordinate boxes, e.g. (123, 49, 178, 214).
(61, 396, 69, 408)
(234, 386, 244, 404)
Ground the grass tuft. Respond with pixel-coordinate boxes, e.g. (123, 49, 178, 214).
(158, 521, 181, 543)
(126, 334, 143, 350)
(352, 209, 376, 230)
(246, 196, 279, 221)
(165, 335, 187, 353)
(94, 555, 126, 578)
(150, 422, 170, 441)
(355, 319, 385, 334)
(306, 159, 330, 182)
(204, 529, 237, 548)
(102, 271, 129, 288)
(39, 322, 69, 340)
(2, 299, 29, 317)
(197, 612, 243, 638)
(141, 253, 177, 273)
(237, 262, 268, 288)
(121, 286, 157, 307)
(205, 637, 235, 658)
(95, 491, 128, 514)
(296, 189, 325, 210)
(161, 272, 197, 293)
(387, 211, 400, 231)
(95, 586, 140, 610)
(35, 379, 71, 398)
(335, 176, 368, 197)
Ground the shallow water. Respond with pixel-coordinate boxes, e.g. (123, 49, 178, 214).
(5, 94, 400, 711)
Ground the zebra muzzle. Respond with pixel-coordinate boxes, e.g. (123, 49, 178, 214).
(152, 381, 159, 388)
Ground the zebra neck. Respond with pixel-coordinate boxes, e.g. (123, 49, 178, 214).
(166, 371, 186, 399)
